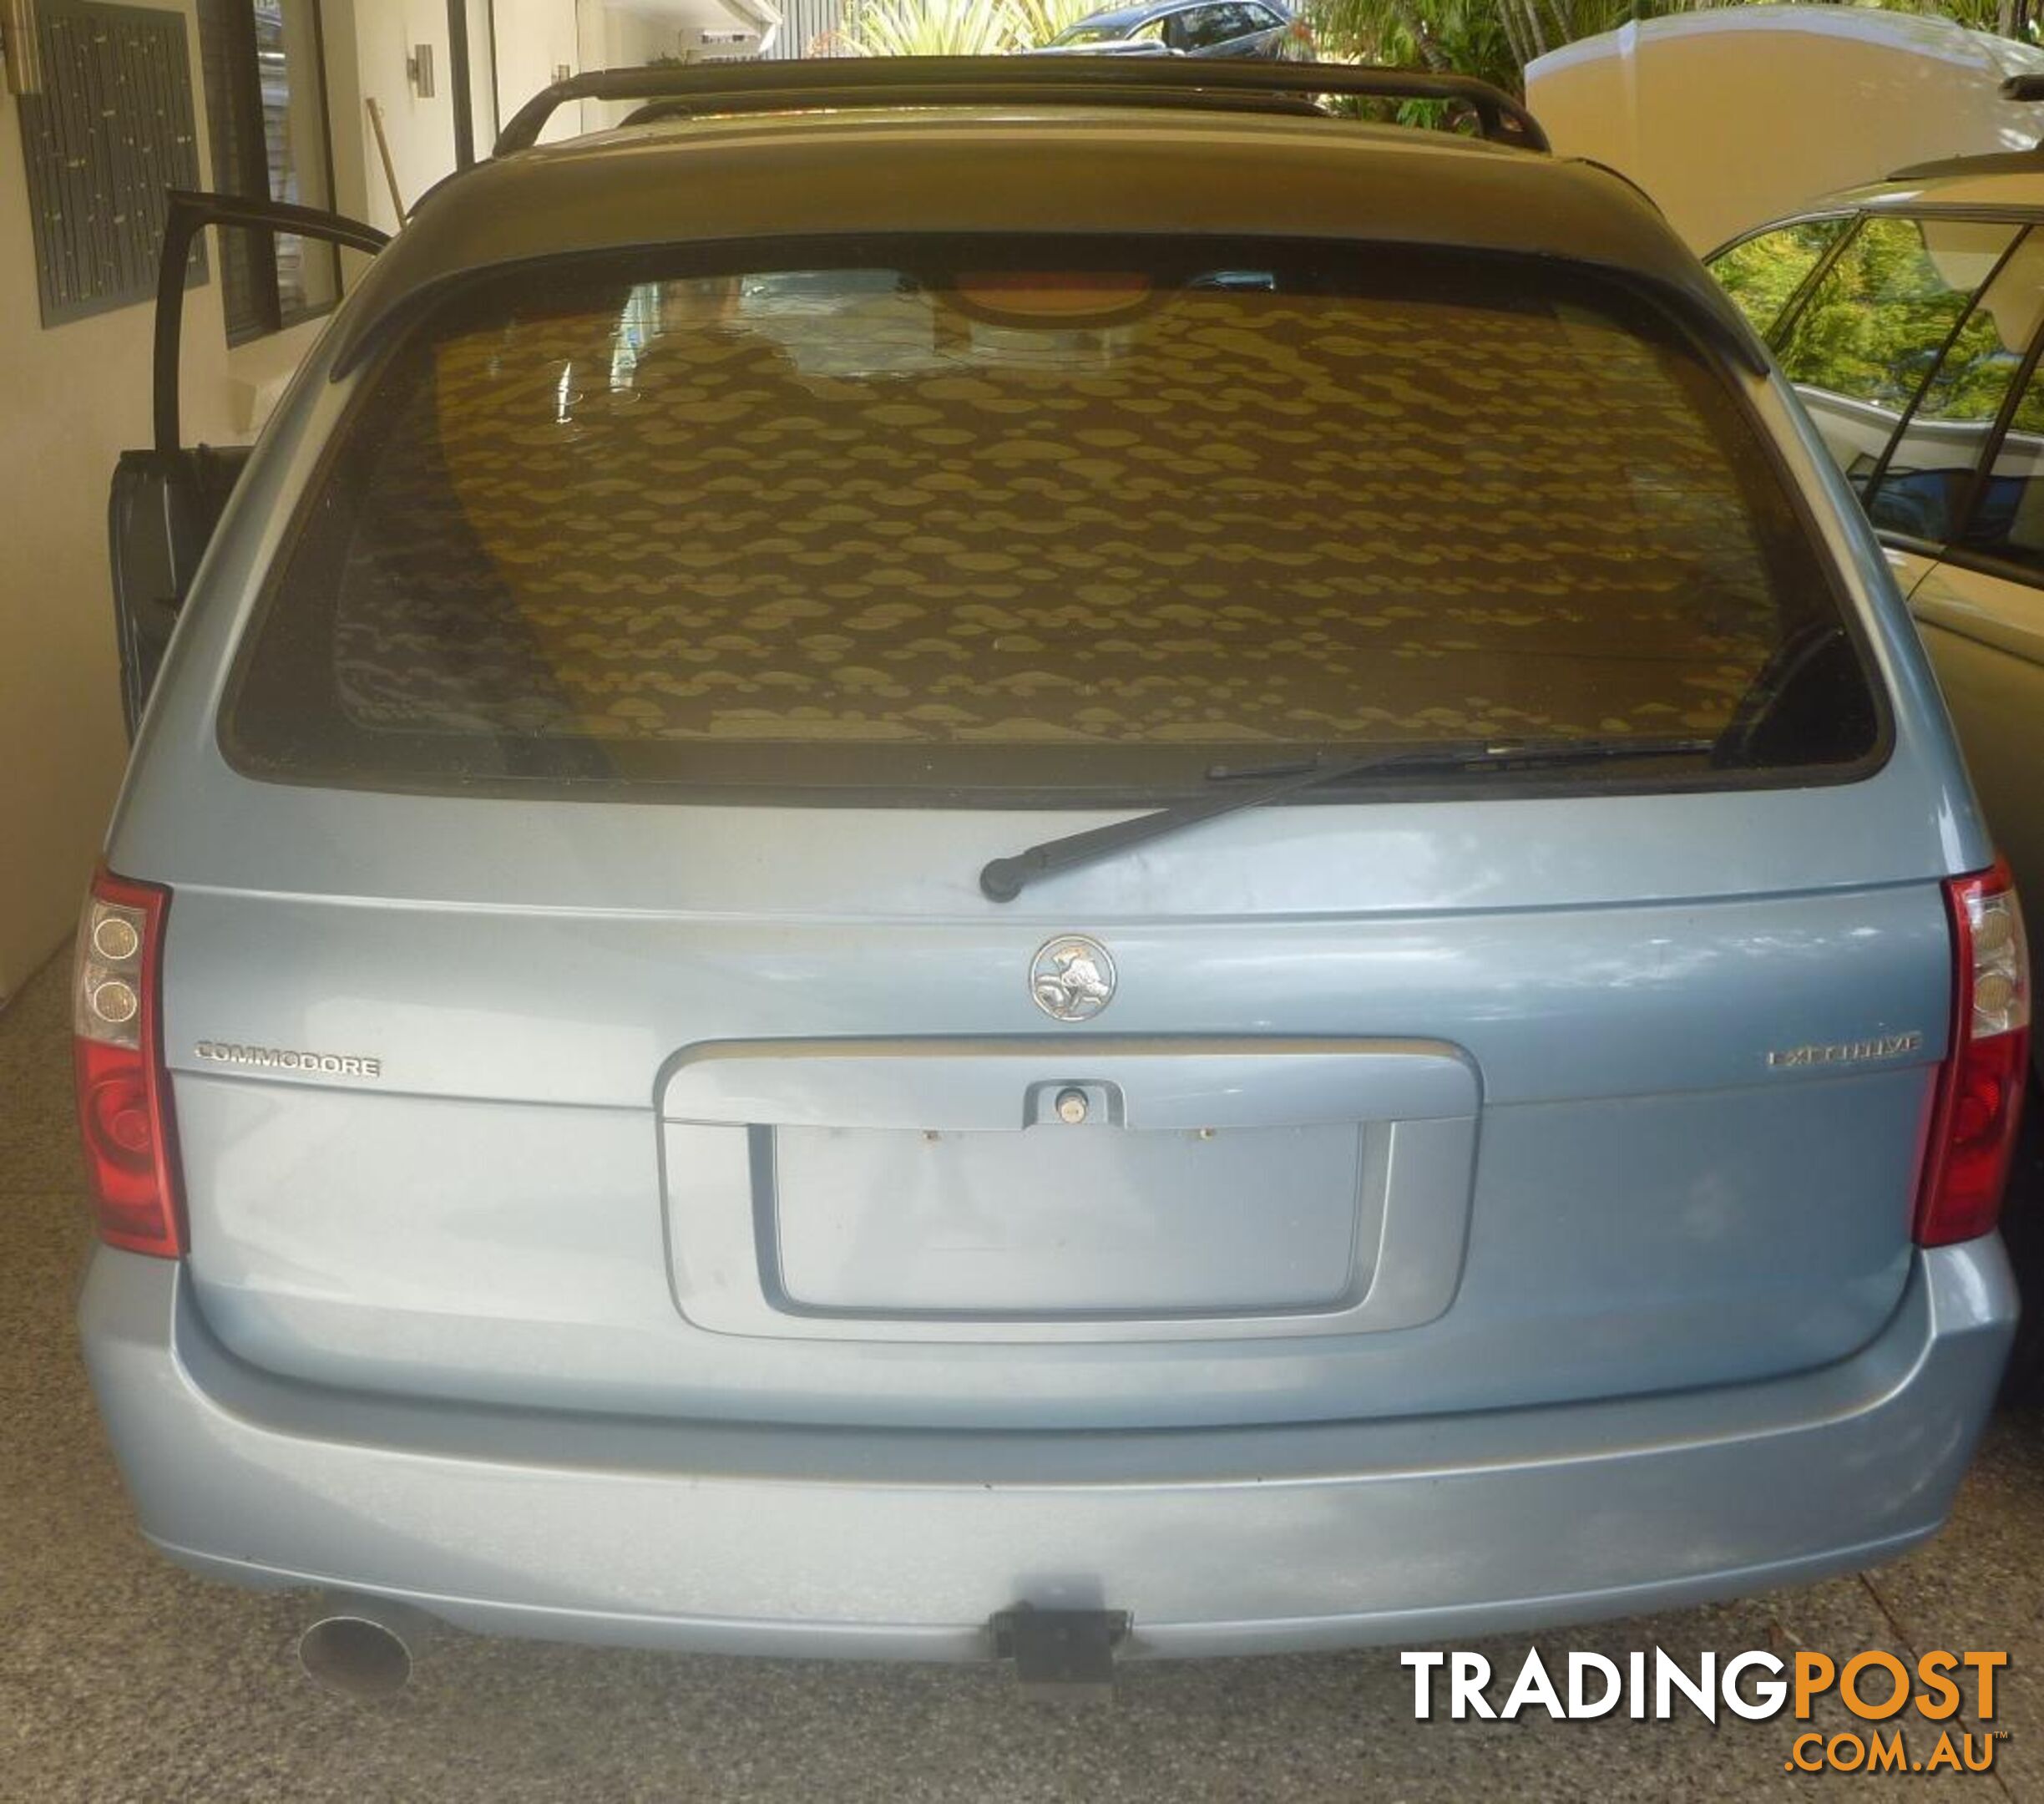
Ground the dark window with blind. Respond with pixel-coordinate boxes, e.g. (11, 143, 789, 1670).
(223, 238, 1881, 801)
(197, 0, 341, 344)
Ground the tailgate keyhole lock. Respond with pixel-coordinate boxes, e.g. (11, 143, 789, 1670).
(1026, 1079, 1119, 1128)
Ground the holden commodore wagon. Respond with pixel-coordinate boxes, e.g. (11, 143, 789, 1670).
(79, 58, 2026, 1692)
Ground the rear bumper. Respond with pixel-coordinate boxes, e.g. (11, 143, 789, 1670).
(79, 1242, 2015, 1660)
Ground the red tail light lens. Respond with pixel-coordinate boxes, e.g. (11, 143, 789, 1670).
(1915, 858, 2030, 1247)
(72, 869, 184, 1257)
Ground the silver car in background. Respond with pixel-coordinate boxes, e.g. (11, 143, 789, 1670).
(76, 59, 2027, 1686)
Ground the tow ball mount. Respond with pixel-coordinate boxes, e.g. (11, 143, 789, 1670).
(989, 1605, 1131, 1700)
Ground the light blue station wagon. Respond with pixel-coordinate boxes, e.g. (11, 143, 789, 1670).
(73, 59, 2028, 1694)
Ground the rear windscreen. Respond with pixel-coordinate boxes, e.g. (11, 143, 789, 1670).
(225, 237, 1881, 801)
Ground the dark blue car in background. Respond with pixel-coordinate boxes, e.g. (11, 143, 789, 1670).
(1041, 0, 1295, 58)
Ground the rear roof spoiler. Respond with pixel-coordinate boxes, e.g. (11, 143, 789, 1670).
(493, 57, 1551, 156)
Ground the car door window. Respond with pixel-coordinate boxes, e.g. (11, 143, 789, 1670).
(1866, 228, 2044, 545)
(1954, 329, 2044, 575)
(1174, 6, 1236, 47)
(110, 190, 386, 737)
(1706, 217, 1852, 340)
(1776, 215, 2021, 497)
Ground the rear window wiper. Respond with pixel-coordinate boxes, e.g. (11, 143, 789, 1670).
(977, 733, 1719, 903)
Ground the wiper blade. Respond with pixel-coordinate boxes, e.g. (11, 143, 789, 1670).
(977, 733, 1718, 903)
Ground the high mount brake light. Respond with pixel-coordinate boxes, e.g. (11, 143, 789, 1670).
(72, 869, 184, 1257)
(1915, 858, 2030, 1247)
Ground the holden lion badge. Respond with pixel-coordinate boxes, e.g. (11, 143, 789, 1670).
(1030, 935, 1116, 1023)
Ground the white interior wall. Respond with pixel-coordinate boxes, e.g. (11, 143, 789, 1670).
(577, 2, 681, 129)
(324, 0, 458, 233)
(493, 0, 583, 144)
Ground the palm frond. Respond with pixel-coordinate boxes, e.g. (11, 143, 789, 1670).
(1008, 0, 1105, 45)
(837, 0, 1025, 56)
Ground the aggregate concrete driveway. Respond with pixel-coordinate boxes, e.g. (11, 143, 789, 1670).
(4, 948, 2041, 1802)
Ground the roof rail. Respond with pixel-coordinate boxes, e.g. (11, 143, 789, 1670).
(619, 84, 1335, 130)
(493, 57, 1550, 156)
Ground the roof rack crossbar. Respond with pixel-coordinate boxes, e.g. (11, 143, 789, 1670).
(494, 57, 1549, 156)
(619, 85, 1335, 129)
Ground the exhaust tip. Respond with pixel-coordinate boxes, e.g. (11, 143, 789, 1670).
(298, 1607, 414, 1700)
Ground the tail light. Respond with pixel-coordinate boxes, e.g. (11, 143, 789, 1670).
(72, 869, 184, 1257)
(1915, 857, 2030, 1247)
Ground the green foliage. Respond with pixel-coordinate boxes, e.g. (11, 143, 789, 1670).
(1303, 0, 1632, 92)
(825, 0, 2039, 72)
(834, 0, 1022, 54)
(1302, 0, 2041, 99)
(1778, 217, 2006, 412)
(831, 0, 1103, 53)
(822, 0, 2040, 90)
(1711, 218, 1850, 335)
(1007, 0, 1112, 45)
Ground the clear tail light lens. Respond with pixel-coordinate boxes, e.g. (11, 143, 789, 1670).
(1915, 858, 2030, 1247)
(72, 869, 184, 1257)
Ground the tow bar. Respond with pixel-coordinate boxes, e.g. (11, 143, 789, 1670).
(989, 1605, 1131, 1701)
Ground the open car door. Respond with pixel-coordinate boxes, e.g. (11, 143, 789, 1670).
(109, 190, 388, 737)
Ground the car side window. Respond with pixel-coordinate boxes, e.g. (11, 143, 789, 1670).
(1176, 5, 1238, 46)
(1706, 217, 1851, 340)
(1776, 215, 2021, 498)
(1866, 228, 2044, 545)
(1955, 327, 2044, 575)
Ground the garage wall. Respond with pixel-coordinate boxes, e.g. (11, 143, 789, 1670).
(0, 0, 685, 1006)
(0, 1, 331, 1006)
(324, 0, 460, 235)
(493, 0, 579, 142)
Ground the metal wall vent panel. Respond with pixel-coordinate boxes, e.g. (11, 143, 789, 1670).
(17, 1, 205, 328)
